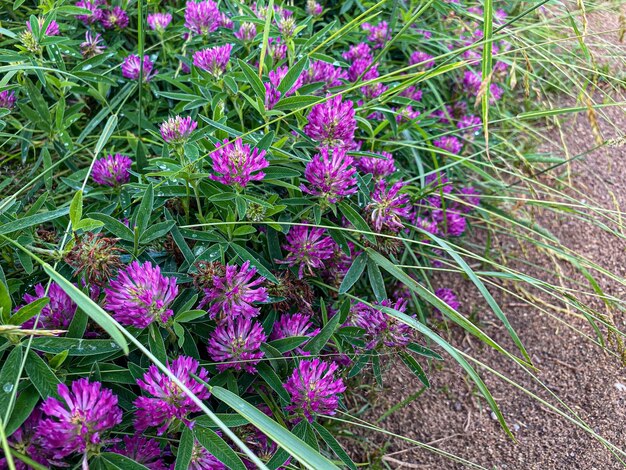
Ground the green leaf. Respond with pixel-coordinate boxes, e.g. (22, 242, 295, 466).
(0, 207, 69, 235)
(0, 279, 12, 323)
(399, 351, 429, 387)
(229, 243, 278, 283)
(175, 310, 207, 323)
(73, 218, 104, 232)
(100, 453, 150, 470)
(44, 264, 129, 354)
(69, 190, 83, 228)
(90, 213, 135, 242)
(311, 422, 357, 470)
(194, 413, 250, 428)
(238, 59, 266, 104)
(273, 95, 322, 111)
(135, 183, 154, 234)
(338, 202, 376, 243)
(366, 256, 386, 302)
(0, 346, 23, 421)
(303, 310, 341, 355)
(407, 343, 443, 361)
(30, 337, 123, 356)
(257, 362, 290, 403)
(24, 350, 61, 400)
(4, 386, 38, 436)
(175, 427, 194, 470)
(194, 427, 247, 470)
(211, 387, 340, 470)
(95, 114, 118, 157)
(277, 56, 309, 94)
(338, 252, 367, 294)
(140, 220, 176, 244)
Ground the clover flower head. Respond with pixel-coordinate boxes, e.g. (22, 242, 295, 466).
(160, 115, 198, 144)
(208, 317, 267, 373)
(122, 54, 157, 82)
(21, 282, 77, 330)
(193, 44, 233, 78)
(304, 95, 356, 149)
(185, 0, 220, 35)
(279, 225, 336, 278)
(301, 147, 358, 203)
(366, 180, 411, 233)
(101, 6, 129, 29)
(209, 138, 269, 187)
(92, 153, 132, 187)
(147, 12, 172, 32)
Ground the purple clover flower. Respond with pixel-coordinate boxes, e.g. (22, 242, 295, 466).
(457, 114, 482, 134)
(362, 21, 390, 48)
(122, 54, 157, 82)
(147, 12, 172, 32)
(350, 298, 413, 349)
(80, 31, 106, 58)
(185, 0, 220, 35)
(400, 85, 423, 101)
(284, 358, 346, 422)
(304, 95, 356, 149)
(198, 260, 268, 321)
(208, 317, 267, 373)
(75, 0, 105, 25)
(457, 186, 480, 212)
(193, 44, 232, 78)
(270, 313, 320, 352)
(463, 70, 503, 103)
(433, 136, 463, 155)
(409, 50, 435, 68)
(301, 147, 357, 204)
(105, 261, 178, 329)
(219, 12, 233, 29)
(396, 105, 420, 123)
(38, 379, 122, 460)
(235, 22, 257, 42)
(209, 138, 269, 188)
(366, 180, 411, 233)
(0, 90, 17, 109)
(26, 18, 60, 36)
(355, 151, 396, 179)
(160, 115, 198, 144)
(303, 60, 347, 92)
(135, 356, 210, 434)
(101, 6, 129, 29)
(2, 409, 50, 470)
(92, 153, 132, 187)
(268, 37, 287, 62)
(265, 66, 303, 109)
(111, 436, 168, 470)
(343, 42, 372, 62)
(435, 288, 460, 313)
(21, 282, 76, 330)
(279, 225, 335, 278)
(432, 208, 466, 237)
(190, 441, 226, 469)
(306, 0, 323, 16)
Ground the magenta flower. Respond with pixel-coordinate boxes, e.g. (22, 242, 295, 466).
(409, 50, 435, 68)
(135, 356, 211, 434)
(235, 22, 257, 42)
(38, 379, 122, 459)
(92, 153, 132, 187)
(265, 66, 303, 109)
(362, 21, 390, 48)
(457, 114, 482, 133)
(80, 31, 106, 58)
(193, 44, 232, 78)
(122, 54, 157, 82)
(350, 298, 413, 349)
(219, 12, 233, 29)
(279, 225, 335, 278)
(101, 6, 129, 29)
(463, 70, 503, 103)
(190, 441, 226, 469)
(435, 288, 460, 313)
(75, 0, 105, 25)
(147, 12, 172, 32)
(160, 115, 198, 144)
(306, 0, 323, 16)
(433, 136, 463, 155)
(0, 90, 17, 109)
(301, 147, 357, 203)
(111, 436, 168, 470)
(198, 261, 268, 321)
(343, 42, 372, 62)
(355, 151, 395, 179)
(413, 215, 438, 236)
(303, 60, 347, 92)
(208, 317, 267, 373)
(26, 18, 60, 36)
(2, 409, 51, 470)
(457, 186, 480, 212)
(20, 282, 76, 330)
(105, 261, 178, 329)
(185, 0, 220, 35)
(304, 95, 356, 149)
(209, 138, 269, 188)
(432, 208, 466, 237)
(270, 313, 320, 353)
(284, 359, 346, 422)
(400, 85, 423, 101)
(366, 180, 411, 233)
(268, 37, 287, 62)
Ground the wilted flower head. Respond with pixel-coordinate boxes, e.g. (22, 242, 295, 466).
(160, 115, 198, 144)
(38, 379, 122, 459)
(92, 153, 132, 187)
(75, 0, 105, 25)
(301, 147, 357, 204)
(304, 95, 356, 148)
(105, 260, 178, 328)
(198, 260, 268, 321)
(101, 6, 129, 29)
(122, 54, 157, 82)
(147, 12, 172, 32)
(362, 21, 390, 48)
(135, 356, 210, 434)
(21, 282, 77, 329)
(208, 317, 267, 373)
(193, 44, 232, 77)
(306, 0, 323, 16)
(433, 136, 463, 155)
(284, 358, 346, 422)
(209, 138, 269, 188)
(185, 0, 220, 35)
(409, 50, 435, 68)
(80, 31, 106, 58)
(355, 151, 395, 179)
(235, 22, 257, 42)
(26, 18, 60, 36)
(350, 298, 413, 349)
(0, 90, 16, 109)
(366, 180, 411, 232)
(279, 225, 335, 278)
(111, 436, 168, 470)
(65, 233, 123, 286)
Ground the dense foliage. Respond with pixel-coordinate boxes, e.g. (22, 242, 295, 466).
(0, 0, 538, 468)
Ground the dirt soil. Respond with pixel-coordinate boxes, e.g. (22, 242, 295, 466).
(347, 5, 626, 469)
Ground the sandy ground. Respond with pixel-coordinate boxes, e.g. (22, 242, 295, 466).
(347, 4, 626, 469)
